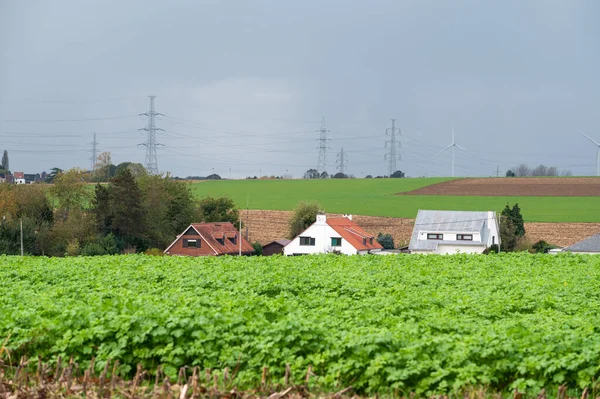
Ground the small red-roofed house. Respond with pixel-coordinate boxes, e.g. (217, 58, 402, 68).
(283, 214, 382, 255)
(164, 222, 255, 256)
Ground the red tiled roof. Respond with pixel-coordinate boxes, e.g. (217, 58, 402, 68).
(13, 172, 24, 179)
(326, 217, 383, 251)
(190, 222, 254, 255)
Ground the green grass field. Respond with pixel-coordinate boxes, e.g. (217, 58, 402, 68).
(191, 178, 600, 222)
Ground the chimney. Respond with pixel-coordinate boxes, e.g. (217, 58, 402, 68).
(316, 213, 327, 225)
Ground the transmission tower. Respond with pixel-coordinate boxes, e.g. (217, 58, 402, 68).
(90, 133, 99, 171)
(336, 147, 347, 175)
(316, 118, 330, 175)
(384, 119, 402, 176)
(139, 95, 164, 174)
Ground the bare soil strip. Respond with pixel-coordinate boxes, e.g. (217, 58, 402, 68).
(246, 210, 600, 248)
(399, 177, 600, 196)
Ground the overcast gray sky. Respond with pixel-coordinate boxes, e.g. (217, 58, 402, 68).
(1, 0, 599, 178)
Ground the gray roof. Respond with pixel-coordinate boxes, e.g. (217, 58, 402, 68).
(409, 210, 494, 252)
(265, 239, 291, 247)
(563, 233, 600, 253)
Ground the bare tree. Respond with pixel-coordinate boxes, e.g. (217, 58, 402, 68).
(546, 166, 558, 176)
(560, 169, 573, 177)
(531, 165, 548, 176)
(514, 164, 531, 177)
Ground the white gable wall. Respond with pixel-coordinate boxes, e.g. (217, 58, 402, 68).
(283, 222, 360, 255)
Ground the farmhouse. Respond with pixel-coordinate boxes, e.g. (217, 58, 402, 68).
(409, 210, 500, 254)
(561, 233, 600, 254)
(12, 172, 25, 185)
(164, 222, 254, 256)
(283, 214, 382, 255)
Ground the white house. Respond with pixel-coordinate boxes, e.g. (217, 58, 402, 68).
(409, 210, 500, 254)
(561, 233, 600, 254)
(283, 214, 383, 255)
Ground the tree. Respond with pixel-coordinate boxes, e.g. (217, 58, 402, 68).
(390, 170, 405, 178)
(506, 170, 515, 177)
(499, 216, 517, 252)
(332, 172, 348, 179)
(197, 196, 240, 225)
(206, 174, 221, 180)
(532, 240, 556, 254)
(320, 171, 329, 179)
(109, 169, 147, 249)
(303, 169, 319, 179)
(365, 175, 373, 178)
(377, 233, 395, 249)
(500, 203, 526, 251)
(1, 150, 8, 172)
(50, 168, 91, 217)
(45, 167, 63, 183)
(514, 164, 531, 177)
(138, 174, 197, 248)
(116, 162, 147, 178)
(288, 201, 320, 239)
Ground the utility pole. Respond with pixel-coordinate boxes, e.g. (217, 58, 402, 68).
(239, 219, 242, 256)
(384, 119, 401, 177)
(496, 165, 499, 177)
(20, 218, 23, 256)
(336, 147, 347, 175)
(90, 133, 99, 171)
(316, 118, 330, 176)
(139, 95, 164, 175)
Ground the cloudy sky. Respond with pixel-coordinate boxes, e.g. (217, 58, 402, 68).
(1, 0, 599, 178)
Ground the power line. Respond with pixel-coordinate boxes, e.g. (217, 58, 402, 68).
(139, 96, 163, 175)
(2, 115, 138, 122)
(316, 118, 330, 175)
(384, 119, 401, 177)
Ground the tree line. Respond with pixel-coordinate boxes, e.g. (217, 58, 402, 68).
(506, 164, 572, 177)
(0, 168, 241, 256)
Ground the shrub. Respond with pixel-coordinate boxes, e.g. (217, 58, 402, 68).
(376, 233, 395, 249)
(144, 248, 164, 256)
(251, 242, 263, 256)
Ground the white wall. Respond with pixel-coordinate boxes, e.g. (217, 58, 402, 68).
(283, 217, 360, 255)
(436, 244, 487, 255)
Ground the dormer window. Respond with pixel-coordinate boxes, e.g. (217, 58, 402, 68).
(183, 239, 199, 248)
(216, 237, 225, 245)
(457, 234, 473, 241)
(427, 233, 443, 240)
(228, 236, 236, 245)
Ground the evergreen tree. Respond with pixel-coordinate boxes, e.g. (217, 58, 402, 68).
(109, 169, 147, 249)
(1, 150, 8, 172)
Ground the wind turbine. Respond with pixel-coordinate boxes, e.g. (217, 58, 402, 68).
(435, 126, 470, 177)
(582, 133, 600, 177)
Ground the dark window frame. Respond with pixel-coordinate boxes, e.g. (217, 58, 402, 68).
(457, 234, 473, 241)
(331, 237, 342, 247)
(299, 236, 315, 246)
(427, 233, 443, 240)
(184, 239, 200, 248)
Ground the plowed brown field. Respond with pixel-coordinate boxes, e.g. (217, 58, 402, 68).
(401, 177, 600, 196)
(246, 210, 600, 248)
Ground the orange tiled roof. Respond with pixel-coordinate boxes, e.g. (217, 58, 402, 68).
(326, 217, 383, 251)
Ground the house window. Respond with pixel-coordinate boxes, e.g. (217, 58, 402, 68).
(228, 236, 236, 245)
(427, 233, 443, 240)
(216, 237, 225, 245)
(299, 236, 315, 246)
(369, 237, 373, 244)
(457, 234, 473, 241)
(331, 237, 342, 247)
(184, 239, 199, 248)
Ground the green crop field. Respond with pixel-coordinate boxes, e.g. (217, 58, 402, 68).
(190, 179, 600, 222)
(2, 254, 600, 395)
